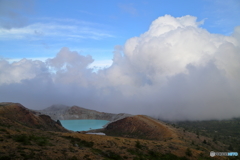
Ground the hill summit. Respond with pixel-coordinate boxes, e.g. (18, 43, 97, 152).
(103, 115, 176, 141)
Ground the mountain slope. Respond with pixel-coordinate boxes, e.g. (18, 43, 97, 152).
(0, 102, 228, 160)
(38, 104, 132, 121)
(0, 102, 67, 132)
(102, 115, 230, 157)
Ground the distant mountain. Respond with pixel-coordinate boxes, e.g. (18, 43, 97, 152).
(0, 102, 67, 132)
(37, 104, 132, 121)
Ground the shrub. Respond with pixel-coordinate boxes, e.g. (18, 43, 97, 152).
(69, 156, 78, 160)
(83, 154, 90, 160)
(135, 141, 142, 149)
(13, 134, 50, 146)
(191, 140, 194, 145)
(104, 150, 122, 160)
(203, 139, 207, 144)
(62, 136, 94, 148)
(148, 150, 160, 158)
(185, 148, 192, 157)
(91, 149, 122, 160)
(0, 156, 11, 160)
(13, 134, 31, 145)
(0, 128, 7, 132)
(228, 145, 233, 150)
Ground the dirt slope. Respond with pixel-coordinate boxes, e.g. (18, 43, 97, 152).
(104, 115, 179, 141)
(0, 102, 67, 132)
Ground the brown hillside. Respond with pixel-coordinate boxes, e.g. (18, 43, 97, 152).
(104, 115, 177, 141)
(0, 102, 228, 160)
(0, 102, 67, 132)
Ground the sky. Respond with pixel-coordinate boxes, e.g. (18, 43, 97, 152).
(0, 0, 240, 121)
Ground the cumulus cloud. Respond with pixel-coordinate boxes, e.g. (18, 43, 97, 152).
(0, 58, 47, 84)
(0, 15, 240, 121)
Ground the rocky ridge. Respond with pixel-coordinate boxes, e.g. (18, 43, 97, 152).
(37, 104, 132, 122)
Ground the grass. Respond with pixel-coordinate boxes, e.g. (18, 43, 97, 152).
(185, 148, 192, 157)
(127, 148, 189, 160)
(135, 141, 142, 149)
(0, 123, 12, 128)
(62, 136, 94, 148)
(0, 128, 8, 132)
(0, 125, 217, 160)
(91, 148, 122, 160)
(13, 134, 50, 146)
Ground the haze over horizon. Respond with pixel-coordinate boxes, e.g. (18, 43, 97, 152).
(0, 0, 240, 121)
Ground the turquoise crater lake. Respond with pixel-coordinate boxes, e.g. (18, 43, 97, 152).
(60, 119, 109, 131)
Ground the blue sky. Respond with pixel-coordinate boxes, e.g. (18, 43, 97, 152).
(0, 0, 239, 68)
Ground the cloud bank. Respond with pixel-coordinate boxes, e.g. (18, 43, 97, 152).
(1, 15, 240, 121)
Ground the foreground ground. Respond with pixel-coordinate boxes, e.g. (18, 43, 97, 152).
(0, 103, 236, 160)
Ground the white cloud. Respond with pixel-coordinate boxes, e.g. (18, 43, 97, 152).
(0, 58, 47, 84)
(0, 20, 114, 41)
(119, 15, 232, 86)
(0, 15, 240, 120)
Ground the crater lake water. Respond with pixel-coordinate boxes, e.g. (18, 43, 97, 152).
(60, 119, 109, 131)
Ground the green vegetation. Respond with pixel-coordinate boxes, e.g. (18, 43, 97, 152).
(127, 148, 189, 160)
(0, 122, 12, 128)
(0, 128, 8, 134)
(203, 139, 207, 144)
(83, 154, 90, 160)
(228, 145, 233, 150)
(127, 143, 189, 160)
(0, 156, 11, 160)
(103, 150, 122, 160)
(185, 148, 192, 157)
(135, 141, 142, 149)
(68, 156, 78, 160)
(174, 117, 240, 151)
(62, 136, 94, 148)
(13, 134, 50, 146)
(91, 148, 122, 160)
